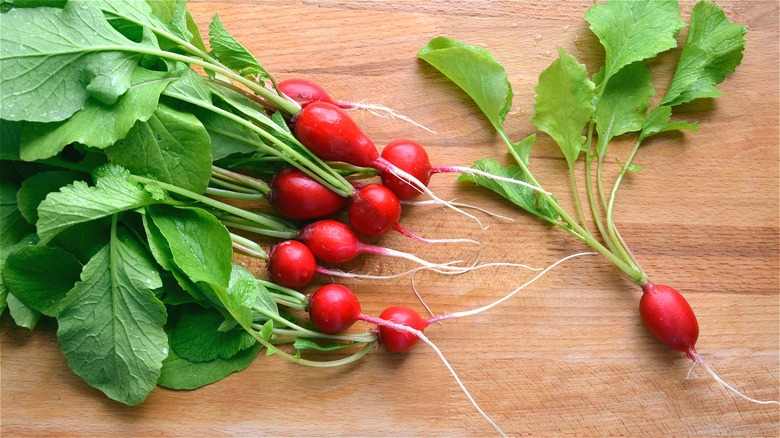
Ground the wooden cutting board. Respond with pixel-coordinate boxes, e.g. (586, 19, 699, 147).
(2, 1, 778, 436)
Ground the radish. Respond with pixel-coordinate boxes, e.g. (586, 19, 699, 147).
(292, 101, 545, 229)
(266, 240, 318, 289)
(297, 219, 468, 271)
(279, 78, 435, 133)
(380, 139, 547, 202)
(348, 183, 402, 237)
(268, 167, 349, 220)
(375, 306, 429, 353)
(307, 284, 364, 334)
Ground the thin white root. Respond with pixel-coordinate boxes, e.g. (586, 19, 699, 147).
(316, 261, 466, 281)
(364, 316, 507, 437)
(350, 101, 437, 134)
(402, 198, 515, 222)
(689, 352, 780, 406)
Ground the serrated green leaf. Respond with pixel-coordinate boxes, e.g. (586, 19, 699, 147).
(3, 245, 83, 317)
(586, 0, 685, 89)
(0, 1, 147, 122)
(36, 165, 161, 244)
(157, 342, 260, 390)
(57, 228, 167, 406)
(594, 61, 655, 157)
(531, 48, 594, 165)
(20, 67, 182, 161)
(639, 105, 699, 140)
(459, 158, 558, 223)
(208, 13, 268, 79)
(418, 36, 512, 129)
(105, 102, 212, 194)
(17, 170, 85, 224)
(662, 1, 747, 106)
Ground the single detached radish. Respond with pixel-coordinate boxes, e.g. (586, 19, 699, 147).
(376, 306, 429, 353)
(307, 284, 363, 334)
(639, 282, 699, 358)
(280, 78, 434, 133)
(348, 183, 402, 236)
(269, 167, 349, 220)
(381, 139, 544, 201)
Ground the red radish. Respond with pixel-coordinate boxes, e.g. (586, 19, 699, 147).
(348, 183, 402, 237)
(280, 78, 435, 133)
(269, 167, 349, 220)
(639, 282, 699, 358)
(267, 240, 318, 288)
(297, 219, 468, 272)
(376, 306, 429, 353)
(307, 284, 363, 334)
(381, 139, 546, 201)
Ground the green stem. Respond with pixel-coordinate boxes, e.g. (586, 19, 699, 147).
(132, 175, 298, 238)
(251, 307, 376, 344)
(230, 233, 267, 259)
(205, 187, 266, 201)
(212, 166, 271, 194)
(257, 279, 308, 304)
(498, 129, 645, 285)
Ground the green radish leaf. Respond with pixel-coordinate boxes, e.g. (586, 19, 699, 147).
(158, 342, 261, 390)
(509, 133, 537, 166)
(105, 102, 212, 194)
(145, 204, 233, 299)
(418, 36, 512, 130)
(593, 61, 655, 157)
(20, 67, 182, 161)
(586, 0, 685, 88)
(7, 293, 40, 329)
(57, 228, 167, 406)
(0, 119, 22, 160)
(3, 245, 83, 317)
(662, 1, 747, 106)
(531, 47, 595, 165)
(198, 106, 265, 160)
(1, 178, 34, 248)
(0, 234, 38, 317)
(0, 1, 148, 122)
(168, 304, 257, 363)
(185, 11, 209, 55)
(36, 165, 161, 244)
(639, 105, 699, 141)
(459, 157, 558, 223)
(17, 171, 85, 224)
(163, 69, 214, 106)
(208, 13, 269, 79)
(96, 0, 190, 43)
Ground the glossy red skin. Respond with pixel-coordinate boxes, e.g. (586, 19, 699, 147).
(279, 78, 339, 107)
(298, 219, 362, 264)
(269, 168, 348, 220)
(348, 184, 402, 237)
(266, 240, 317, 288)
(379, 139, 433, 200)
(308, 284, 362, 334)
(378, 306, 428, 353)
(640, 282, 699, 354)
(293, 101, 380, 168)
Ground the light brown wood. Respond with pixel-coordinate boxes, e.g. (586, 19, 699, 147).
(2, 1, 778, 436)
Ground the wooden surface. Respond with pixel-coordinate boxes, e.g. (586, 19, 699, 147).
(2, 1, 778, 436)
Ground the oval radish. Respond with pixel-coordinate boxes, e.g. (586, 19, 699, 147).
(639, 282, 699, 358)
(269, 167, 349, 220)
(377, 306, 429, 353)
(348, 183, 402, 237)
(266, 240, 317, 288)
(308, 284, 363, 334)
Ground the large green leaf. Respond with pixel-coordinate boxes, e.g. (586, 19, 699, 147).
(418, 36, 512, 130)
(586, 0, 685, 89)
(20, 67, 182, 161)
(36, 165, 162, 244)
(0, 1, 148, 122)
(168, 304, 256, 363)
(3, 245, 83, 317)
(531, 48, 595, 166)
(593, 61, 655, 157)
(662, 1, 747, 106)
(57, 228, 167, 406)
(208, 13, 268, 79)
(158, 342, 261, 390)
(105, 102, 212, 194)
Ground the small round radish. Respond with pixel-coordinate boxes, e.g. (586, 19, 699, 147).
(377, 306, 429, 353)
(348, 183, 402, 237)
(267, 240, 317, 288)
(269, 167, 349, 220)
(639, 282, 699, 358)
(297, 219, 468, 272)
(308, 284, 363, 334)
(380, 139, 434, 200)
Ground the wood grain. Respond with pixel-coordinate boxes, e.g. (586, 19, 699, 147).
(1, 1, 778, 436)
